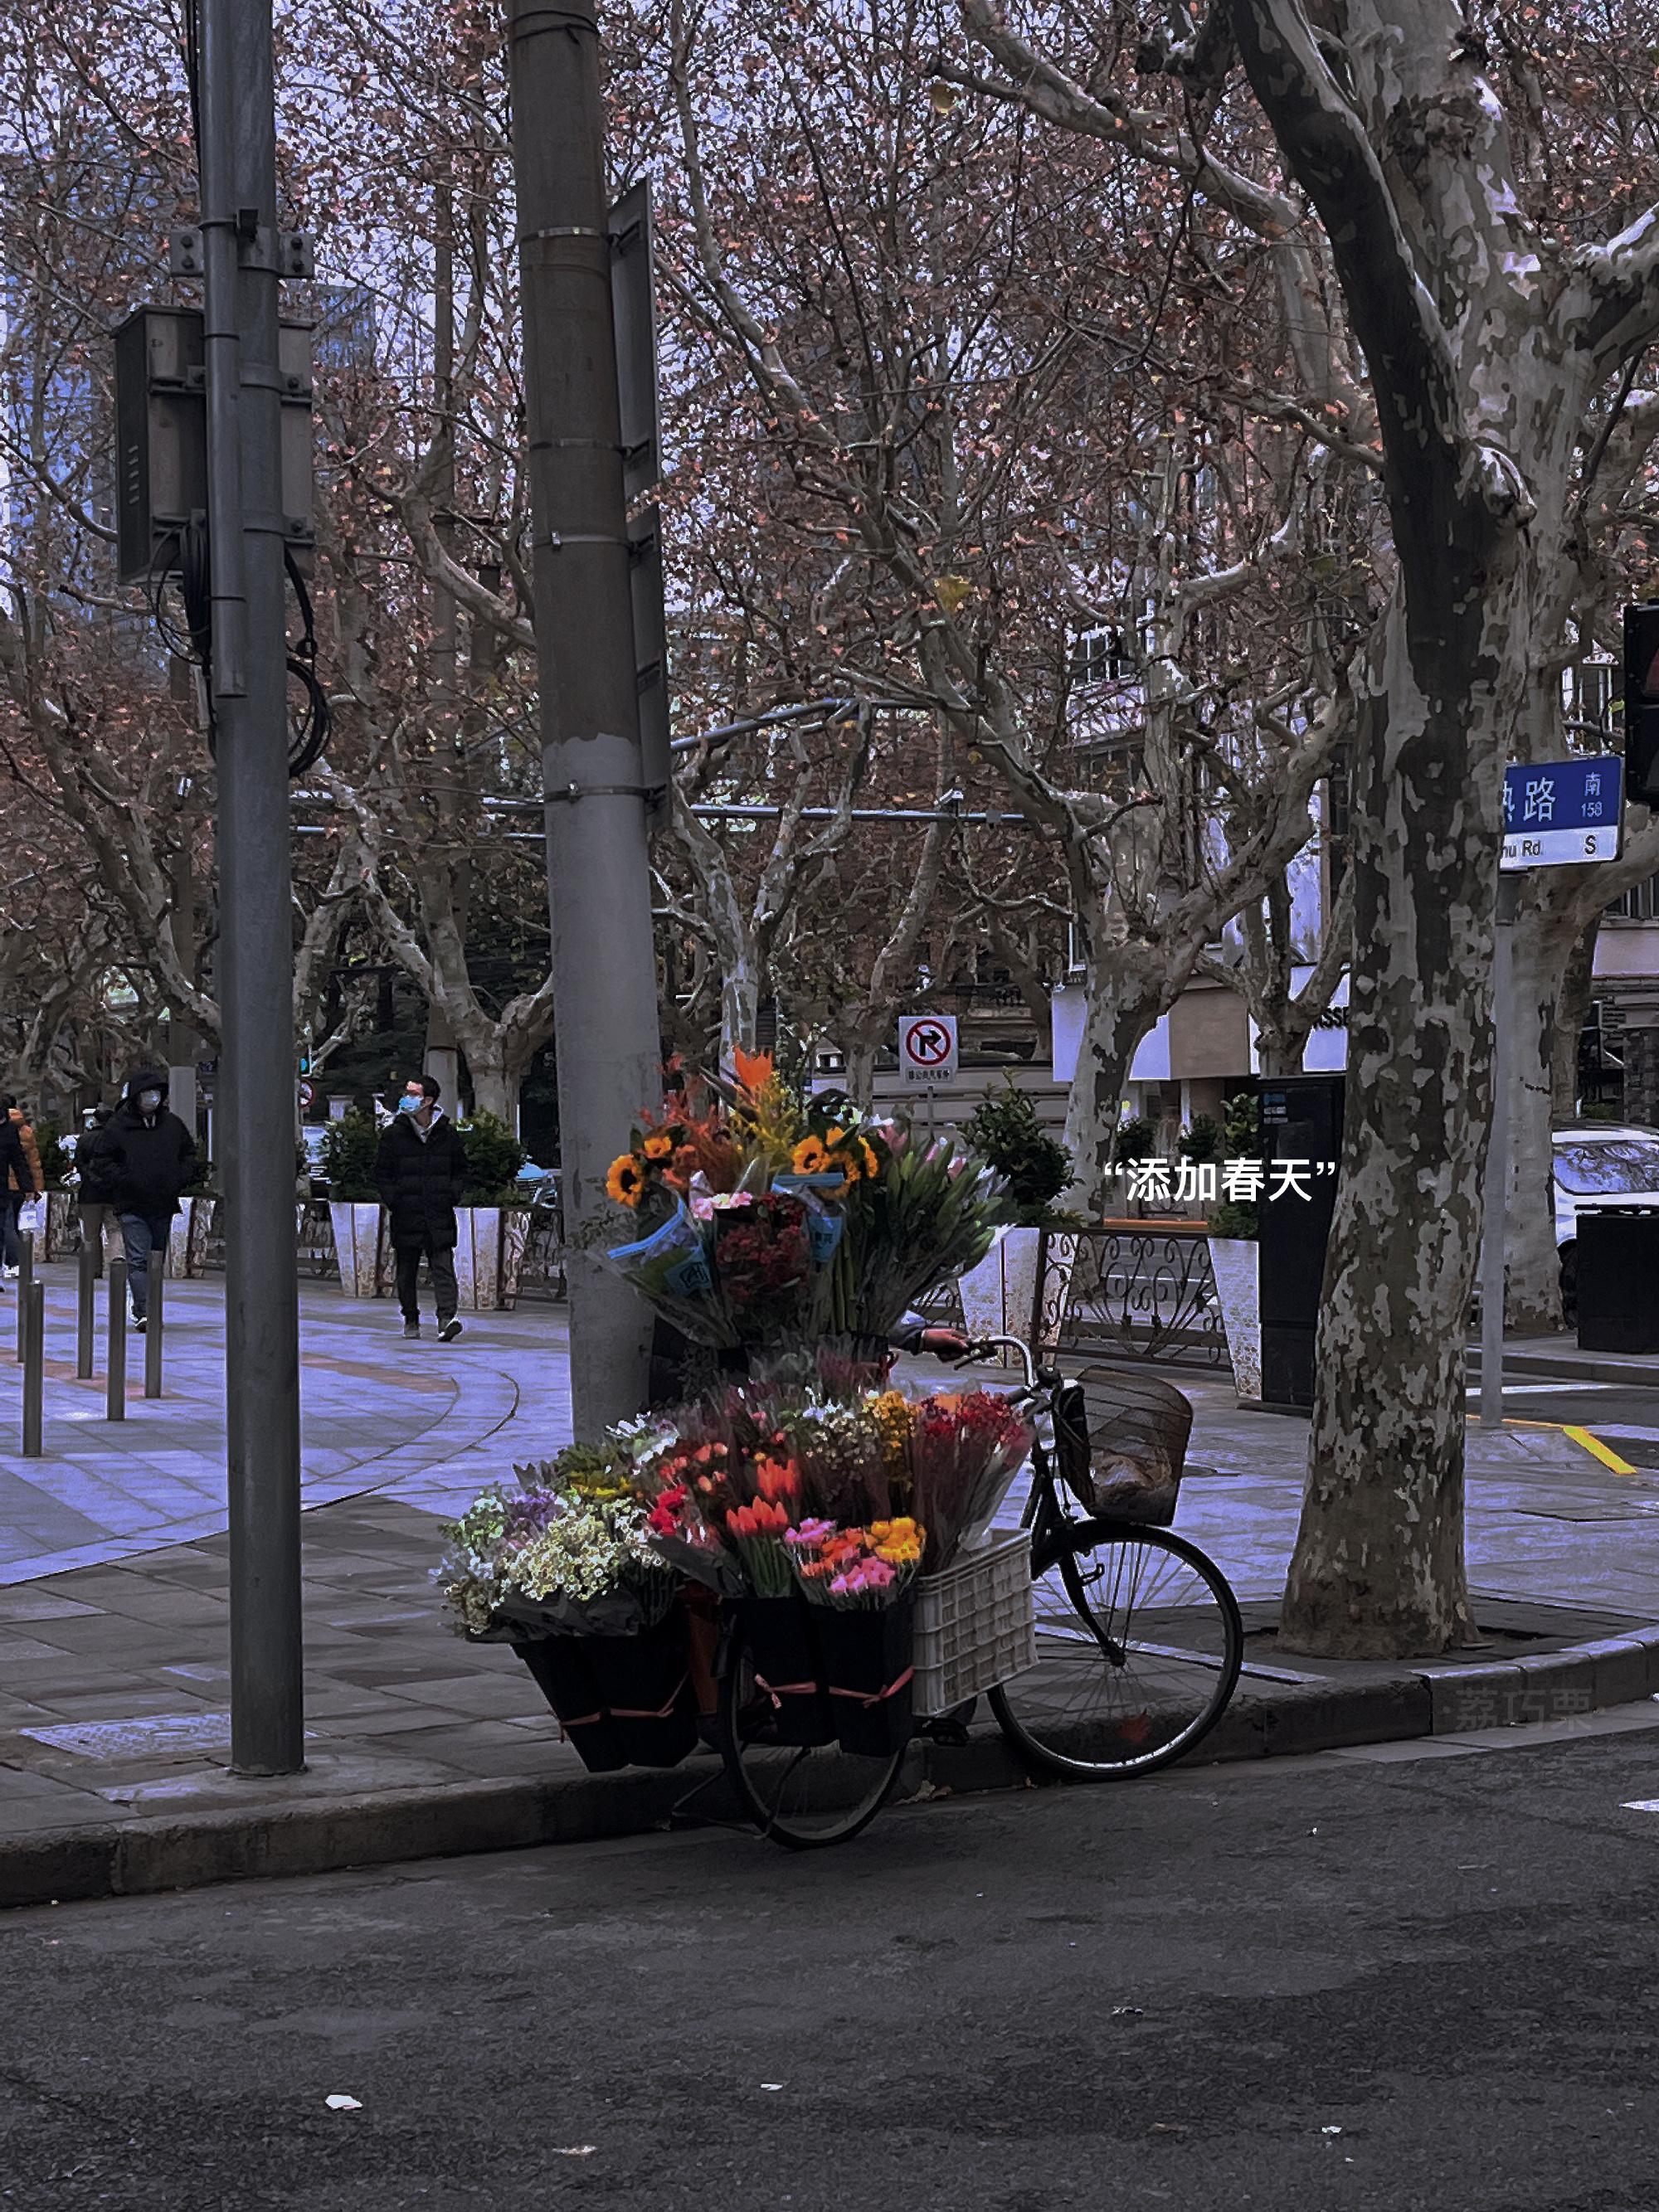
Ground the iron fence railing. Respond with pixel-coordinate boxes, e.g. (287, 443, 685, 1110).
(909, 1223, 1228, 1368)
(1048, 1225, 1226, 1368)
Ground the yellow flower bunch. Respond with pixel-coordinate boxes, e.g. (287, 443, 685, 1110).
(868, 1516, 924, 1567)
(791, 1126, 878, 1190)
(869, 1391, 913, 1485)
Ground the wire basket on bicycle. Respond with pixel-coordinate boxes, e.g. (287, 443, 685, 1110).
(1053, 1366, 1192, 1527)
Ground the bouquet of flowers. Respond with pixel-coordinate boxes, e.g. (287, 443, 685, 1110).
(786, 1517, 925, 1608)
(781, 1397, 890, 1524)
(810, 1120, 1010, 1340)
(435, 1467, 678, 1640)
(600, 1056, 1010, 1359)
(710, 1190, 812, 1340)
(907, 1390, 1035, 1570)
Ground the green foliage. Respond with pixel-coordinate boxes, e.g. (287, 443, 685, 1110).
(1209, 1091, 1260, 1242)
(1221, 1090, 1259, 1155)
(35, 1120, 68, 1187)
(1179, 1113, 1221, 1164)
(458, 1111, 528, 1206)
(1112, 1116, 1155, 1166)
(319, 1110, 382, 1203)
(964, 1082, 1074, 1225)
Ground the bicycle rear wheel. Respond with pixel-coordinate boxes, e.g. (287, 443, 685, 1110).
(717, 1615, 907, 1849)
(989, 1521, 1243, 1778)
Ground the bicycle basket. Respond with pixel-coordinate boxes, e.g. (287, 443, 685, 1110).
(1054, 1368, 1193, 1525)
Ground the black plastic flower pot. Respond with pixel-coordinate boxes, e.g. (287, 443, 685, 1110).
(815, 1595, 916, 1758)
(585, 1614, 698, 1769)
(736, 1593, 835, 1747)
(514, 1637, 628, 1772)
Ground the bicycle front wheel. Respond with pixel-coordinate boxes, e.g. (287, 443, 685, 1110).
(717, 1616, 907, 1849)
(990, 1522, 1243, 1778)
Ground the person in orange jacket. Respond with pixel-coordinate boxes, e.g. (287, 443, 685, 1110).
(0, 1093, 44, 1280)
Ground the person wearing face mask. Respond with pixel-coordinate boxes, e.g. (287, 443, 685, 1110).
(374, 1072, 469, 1341)
(106, 1067, 197, 1332)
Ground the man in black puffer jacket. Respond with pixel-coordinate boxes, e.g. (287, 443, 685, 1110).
(375, 1073, 469, 1341)
(106, 1067, 197, 1330)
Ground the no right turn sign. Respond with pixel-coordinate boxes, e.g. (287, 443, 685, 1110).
(898, 1014, 958, 1085)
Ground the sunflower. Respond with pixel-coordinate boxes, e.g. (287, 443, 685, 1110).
(642, 1130, 674, 1161)
(791, 1135, 830, 1176)
(822, 1128, 878, 1184)
(606, 1153, 647, 1207)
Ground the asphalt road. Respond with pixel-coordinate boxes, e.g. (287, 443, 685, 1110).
(3, 1719, 1659, 2210)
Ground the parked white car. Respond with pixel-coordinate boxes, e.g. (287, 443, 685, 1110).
(1553, 1121, 1659, 1310)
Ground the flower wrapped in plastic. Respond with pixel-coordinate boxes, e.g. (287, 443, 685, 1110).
(907, 1390, 1034, 1570)
(786, 1519, 924, 1609)
(605, 1198, 737, 1348)
(782, 1398, 889, 1525)
(436, 1472, 679, 1640)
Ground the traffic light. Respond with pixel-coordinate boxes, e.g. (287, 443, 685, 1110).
(1623, 603, 1659, 800)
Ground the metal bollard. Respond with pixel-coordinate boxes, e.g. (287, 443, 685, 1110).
(76, 1235, 96, 1381)
(144, 1270, 163, 1400)
(22, 1279, 43, 1456)
(16, 1227, 33, 1364)
(106, 1258, 127, 1422)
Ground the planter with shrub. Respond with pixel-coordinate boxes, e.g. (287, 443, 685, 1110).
(957, 1082, 1078, 1349)
(1205, 1091, 1261, 1403)
(453, 1111, 531, 1311)
(321, 1110, 391, 1296)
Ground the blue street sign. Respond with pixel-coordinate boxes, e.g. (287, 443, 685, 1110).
(1501, 756, 1623, 869)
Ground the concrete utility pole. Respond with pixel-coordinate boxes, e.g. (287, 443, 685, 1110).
(165, 668, 201, 1139)
(507, 0, 661, 1428)
(199, 0, 304, 1772)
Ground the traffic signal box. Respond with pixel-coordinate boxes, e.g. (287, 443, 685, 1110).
(1258, 1072, 1346, 1412)
(1623, 604, 1659, 802)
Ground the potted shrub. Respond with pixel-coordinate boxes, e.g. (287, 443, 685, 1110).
(1206, 1091, 1262, 1403)
(1111, 1114, 1159, 1216)
(957, 1083, 1075, 1345)
(454, 1111, 531, 1311)
(322, 1110, 389, 1297)
(168, 1153, 221, 1279)
(1177, 1112, 1222, 1218)
(35, 1119, 75, 1259)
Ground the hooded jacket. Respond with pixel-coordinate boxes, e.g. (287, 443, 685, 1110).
(106, 1069, 197, 1220)
(75, 1116, 122, 1207)
(375, 1108, 469, 1250)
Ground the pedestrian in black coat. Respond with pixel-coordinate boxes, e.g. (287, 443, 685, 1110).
(75, 1105, 121, 1278)
(105, 1067, 197, 1328)
(375, 1074, 469, 1341)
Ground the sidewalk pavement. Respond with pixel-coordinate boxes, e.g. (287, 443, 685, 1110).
(2, 1298, 1659, 1908)
(1470, 1331, 1659, 1388)
(0, 1267, 570, 1582)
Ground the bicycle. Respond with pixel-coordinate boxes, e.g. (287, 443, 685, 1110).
(708, 1328, 1244, 1848)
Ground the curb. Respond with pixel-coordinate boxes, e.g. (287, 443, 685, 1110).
(1467, 1347, 1659, 1388)
(5, 1627, 1659, 1913)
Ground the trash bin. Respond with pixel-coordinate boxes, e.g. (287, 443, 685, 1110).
(1575, 1206, 1659, 1354)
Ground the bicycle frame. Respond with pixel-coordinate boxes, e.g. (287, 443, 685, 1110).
(954, 1333, 1130, 1669)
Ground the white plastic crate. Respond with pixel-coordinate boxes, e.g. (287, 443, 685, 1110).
(912, 1530, 1037, 1716)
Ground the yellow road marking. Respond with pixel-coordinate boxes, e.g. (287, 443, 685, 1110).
(1561, 1424, 1638, 1476)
